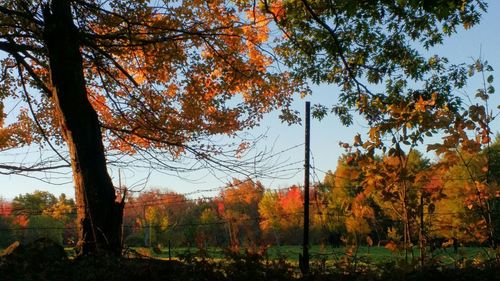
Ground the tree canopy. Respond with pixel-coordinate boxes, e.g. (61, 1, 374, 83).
(0, 0, 298, 171)
(262, 0, 486, 125)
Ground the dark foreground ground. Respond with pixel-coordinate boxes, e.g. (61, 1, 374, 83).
(1, 239, 499, 281)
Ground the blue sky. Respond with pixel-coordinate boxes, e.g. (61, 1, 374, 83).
(0, 2, 499, 200)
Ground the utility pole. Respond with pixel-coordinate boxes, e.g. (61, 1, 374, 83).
(301, 101, 311, 275)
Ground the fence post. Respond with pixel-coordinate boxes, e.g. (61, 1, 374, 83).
(301, 101, 311, 275)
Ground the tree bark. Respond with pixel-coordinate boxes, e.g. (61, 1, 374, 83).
(42, 0, 123, 255)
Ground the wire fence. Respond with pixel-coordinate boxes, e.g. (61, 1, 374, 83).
(1, 185, 497, 251)
(0, 145, 498, 258)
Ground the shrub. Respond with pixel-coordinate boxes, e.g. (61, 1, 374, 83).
(25, 215, 64, 245)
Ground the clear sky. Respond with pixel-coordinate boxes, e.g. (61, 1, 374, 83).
(0, 2, 499, 200)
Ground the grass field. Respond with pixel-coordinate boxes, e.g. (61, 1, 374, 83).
(2, 243, 499, 281)
(133, 245, 495, 264)
(2, 244, 494, 265)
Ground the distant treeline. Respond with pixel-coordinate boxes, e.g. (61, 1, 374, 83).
(0, 140, 499, 252)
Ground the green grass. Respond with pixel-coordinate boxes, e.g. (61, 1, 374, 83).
(133, 245, 495, 264)
(3, 244, 494, 265)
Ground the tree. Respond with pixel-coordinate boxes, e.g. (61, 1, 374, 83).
(369, 151, 432, 260)
(318, 157, 377, 247)
(259, 191, 284, 246)
(144, 205, 169, 247)
(12, 190, 57, 217)
(339, 56, 499, 264)
(42, 193, 76, 223)
(278, 185, 304, 244)
(430, 153, 482, 244)
(261, 0, 485, 125)
(298, 49, 499, 263)
(9, 191, 76, 245)
(198, 206, 223, 248)
(218, 179, 264, 249)
(432, 136, 500, 247)
(43, 193, 77, 245)
(0, 0, 296, 255)
(124, 189, 190, 247)
(427, 59, 499, 251)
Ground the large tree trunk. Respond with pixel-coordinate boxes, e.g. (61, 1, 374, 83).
(42, 0, 123, 255)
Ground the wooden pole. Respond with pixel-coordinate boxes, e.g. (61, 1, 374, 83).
(301, 101, 311, 274)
